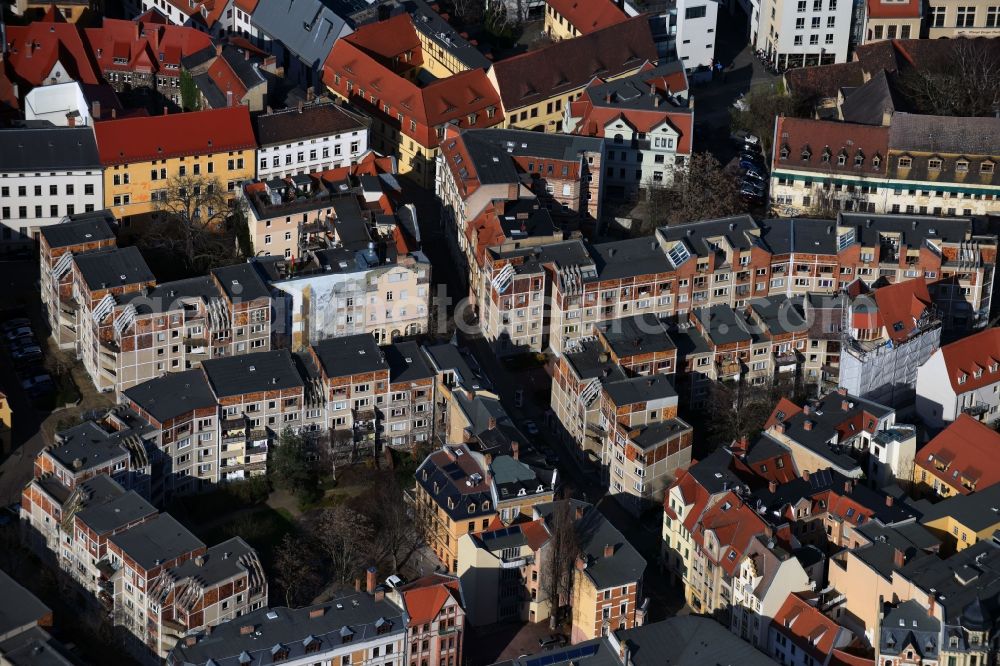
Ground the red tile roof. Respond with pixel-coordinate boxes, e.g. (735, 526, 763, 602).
(490, 17, 656, 111)
(872, 277, 932, 343)
(785, 61, 866, 101)
(765, 397, 804, 430)
(94, 106, 255, 165)
(323, 21, 503, 149)
(774, 117, 890, 176)
(572, 106, 693, 154)
(690, 491, 770, 576)
(400, 574, 462, 627)
(5, 21, 102, 87)
(917, 414, 1000, 495)
(545, 0, 628, 34)
(937, 327, 1000, 394)
(867, 0, 921, 19)
(84, 18, 212, 75)
(772, 593, 850, 664)
(234, 0, 259, 12)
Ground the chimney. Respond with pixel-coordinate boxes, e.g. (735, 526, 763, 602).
(366, 566, 377, 594)
(194, 555, 205, 567)
(511, 441, 519, 460)
(309, 608, 325, 619)
(67, 114, 76, 127)
(653, 96, 660, 108)
(892, 548, 904, 568)
(774, 422, 786, 434)
(842, 400, 850, 411)
(484, 452, 493, 468)
(245, 48, 250, 61)
(885, 495, 894, 507)
(803, 404, 811, 415)
(91, 100, 101, 119)
(215, 43, 223, 56)
(768, 480, 778, 493)
(507, 183, 518, 199)
(298, 100, 304, 113)
(575, 505, 585, 520)
(487, 416, 497, 430)
(837, 387, 848, 396)
(603, 543, 615, 558)
(185, 636, 197, 647)
(25, 41, 31, 58)
(134, 21, 140, 41)
(803, 420, 813, 431)
(226, 90, 233, 107)
(928, 595, 935, 618)
(575, 555, 586, 571)
(374, 589, 385, 602)
(306, 87, 315, 102)
(239, 624, 255, 635)
(803, 470, 810, 481)
(844, 480, 853, 493)
(605, 91, 612, 103)
(111, 108, 117, 119)
(355, 578, 361, 592)
(163, 106, 169, 116)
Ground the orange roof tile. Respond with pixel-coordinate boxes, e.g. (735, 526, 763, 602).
(772, 593, 847, 663)
(867, 0, 921, 19)
(774, 117, 889, 176)
(545, 0, 628, 34)
(94, 106, 255, 165)
(5, 22, 101, 87)
(938, 327, 1000, 394)
(84, 18, 212, 75)
(872, 277, 932, 343)
(690, 492, 771, 575)
(765, 397, 804, 430)
(917, 414, 1000, 495)
(400, 574, 462, 627)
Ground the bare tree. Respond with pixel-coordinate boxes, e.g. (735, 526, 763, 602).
(149, 174, 239, 273)
(273, 533, 324, 606)
(705, 380, 776, 444)
(355, 475, 426, 574)
(639, 153, 744, 233)
(542, 502, 581, 629)
(730, 84, 807, 158)
(898, 40, 1000, 118)
(313, 504, 375, 586)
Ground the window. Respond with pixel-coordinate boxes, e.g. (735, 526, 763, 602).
(981, 161, 994, 174)
(898, 156, 912, 169)
(685, 5, 707, 17)
(928, 158, 943, 171)
(811, 16, 821, 27)
(988, 5, 1000, 26)
(957, 5, 975, 25)
(795, 17, 804, 28)
(931, 5, 946, 25)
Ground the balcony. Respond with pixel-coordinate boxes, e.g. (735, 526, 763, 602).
(716, 358, 743, 379)
(962, 403, 990, 419)
(773, 351, 800, 371)
(500, 555, 534, 569)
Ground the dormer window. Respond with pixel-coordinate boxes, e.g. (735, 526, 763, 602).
(481, 501, 490, 510)
(898, 156, 912, 169)
(468, 503, 475, 514)
(780, 145, 790, 159)
(928, 158, 943, 171)
(872, 155, 881, 170)
(956, 159, 969, 173)
(821, 148, 831, 163)
(467, 113, 478, 125)
(854, 151, 864, 166)
(991, 363, 998, 373)
(837, 152, 847, 166)
(974, 369, 983, 379)
(800, 147, 811, 161)
(982, 161, 995, 174)
(958, 373, 968, 385)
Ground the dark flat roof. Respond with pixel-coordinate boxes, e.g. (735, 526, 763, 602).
(201, 350, 304, 397)
(108, 513, 204, 570)
(311, 333, 387, 378)
(0, 569, 50, 637)
(123, 370, 218, 423)
(0, 126, 101, 171)
(38, 210, 116, 248)
(73, 246, 154, 291)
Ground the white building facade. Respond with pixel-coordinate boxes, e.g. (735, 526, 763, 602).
(0, 127, 103, 252)
(255, 104, 370, 180)
(754, 0, 853, 67)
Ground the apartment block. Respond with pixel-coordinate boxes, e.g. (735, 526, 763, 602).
(916, 327, 1000, 429)
(40, 214, 273, 393)
(0, 126, 103, 251)
(838, 278, 942, 411)
(771, 115, 1000, 218)
(564, 61, 692, 199)
(912, 414, 1000, 499)
(769, 592, 866, 666)
(752, 0, 853, 67)
(323, 11, 502, 187)
(21, 471, 267, 660)
(861, 0, 921, 42)
(254, 102, 370, 180)
(489, 17, 657, 133)
(93, 106, 256, 220)
(392, 574, 466, 666)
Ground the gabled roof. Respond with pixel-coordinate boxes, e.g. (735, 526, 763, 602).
(690, 491, 770, 576)
(490, 17, 656, 110)
(889, 112, 1000, 156)
(917, 415, 1000, 495)
(774, 117, 889, 176)
(251, 0, 353, 67)
(399, 574, 462, 627)
(5, 21, 101, 87)
(84, 17, 212, 75)
(545, 0, 628, 34)
(772, 592, 852, 663)
(871, 277, 932, 344)
(255, 102, 367, 147)
(0, 126, 101, 172)
(937, 327, 1000, 394)
(93, 106, 255, 165)
(866, 0, 921, 19)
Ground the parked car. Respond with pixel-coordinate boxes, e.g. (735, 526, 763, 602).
(741, 188, 766, 204)
(739, 156, 765, 171)
(11, 345, 42, 365)
(522, 420, 540, 436)
(514, 389, 524, 408)
(6, 326, 33, 342)
(744, 169, 768, 184)
(21, 373, 53, 394)
(1, 318, 30, 333)
(731, 130, 761, 147)
(539, 634, 566, 650)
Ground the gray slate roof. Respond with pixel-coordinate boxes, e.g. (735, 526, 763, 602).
(0, 126, 101, 172)
(211, 263, 271, 302)
(311, 333, 387, 378)
(889, 112, 1000, 155)
(616, 615, 781, 666)
(170, 591, 405, 666)
(75, 486, 157, 536)
(0, 569, 51, 637)
(251, 0, 354, 69)
(385, 341, 435, 384)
